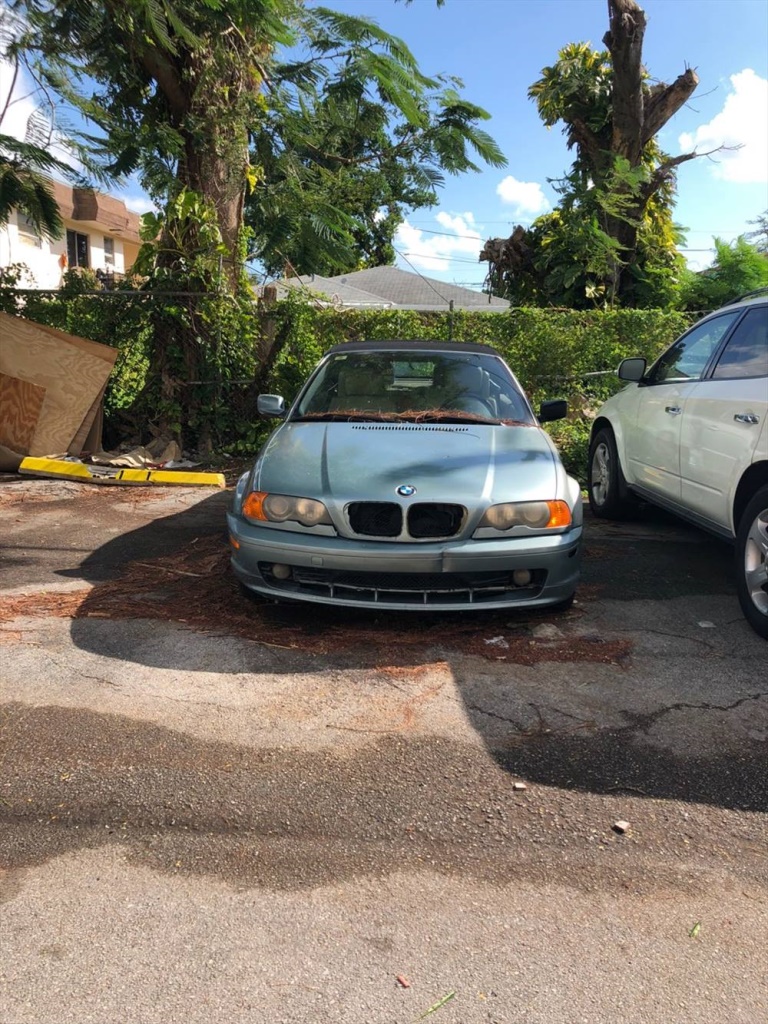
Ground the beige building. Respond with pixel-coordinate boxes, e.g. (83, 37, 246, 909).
(0, 181, 142, 289)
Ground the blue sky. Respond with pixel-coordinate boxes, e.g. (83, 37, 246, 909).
(324, 0, 768, 286)
(2, 0, 766, 285)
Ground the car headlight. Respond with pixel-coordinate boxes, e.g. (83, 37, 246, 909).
(478, 500, 572, 531)
(242, 491, 332, 527)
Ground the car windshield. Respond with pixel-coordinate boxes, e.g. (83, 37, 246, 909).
(293, 350, 534, 425)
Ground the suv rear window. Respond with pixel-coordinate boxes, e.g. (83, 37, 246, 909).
(711, 306, 768, 380)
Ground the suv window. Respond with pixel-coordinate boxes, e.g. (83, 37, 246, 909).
(647, 311, 740, 384)
(711, 306, 768, 380)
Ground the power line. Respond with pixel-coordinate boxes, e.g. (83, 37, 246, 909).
(400, 252, 482, 264)
(393, 246, 454, 305)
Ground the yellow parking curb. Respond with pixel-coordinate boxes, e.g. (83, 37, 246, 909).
(19, 457, 225, 488)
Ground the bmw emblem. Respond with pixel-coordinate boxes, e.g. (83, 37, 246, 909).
(396, 484, 416, 497)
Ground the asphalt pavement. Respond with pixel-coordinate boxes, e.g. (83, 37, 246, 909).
(1, 477, 766, 1024)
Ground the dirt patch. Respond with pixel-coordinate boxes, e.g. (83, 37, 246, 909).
(0, 535, 632, 666)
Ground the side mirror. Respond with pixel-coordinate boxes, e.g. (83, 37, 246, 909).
(538, 399, 568, 423)
(618, 357, 646, 382)
(257, 394, 286, 418)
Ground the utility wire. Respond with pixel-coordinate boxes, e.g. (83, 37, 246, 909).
(393, 245, 456, 305)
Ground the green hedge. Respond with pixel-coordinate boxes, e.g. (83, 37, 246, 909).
(263, 303, 694, 482)
(1, 277, 694, 477)
(265, 304, 693, 399)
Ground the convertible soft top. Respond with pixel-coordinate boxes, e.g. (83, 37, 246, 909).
(326, 339, 501, 356)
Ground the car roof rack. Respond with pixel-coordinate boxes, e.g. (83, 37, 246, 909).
(724, 286, 768, 305)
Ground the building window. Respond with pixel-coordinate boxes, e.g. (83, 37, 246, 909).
(17, 213, 42, 247)
(67, 230, 89, 268)
(103, 236, 115, 266)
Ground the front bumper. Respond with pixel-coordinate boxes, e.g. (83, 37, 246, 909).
(227, 513, 582, 611)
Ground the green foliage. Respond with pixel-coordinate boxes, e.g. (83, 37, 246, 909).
(746, 210, 768, 254)
(0, 133, 66, 239)
(247, 16, 506, 277)
(680, 236, 768, 311)
(485, 27, 695, 308)
(3, 277, 692, 466)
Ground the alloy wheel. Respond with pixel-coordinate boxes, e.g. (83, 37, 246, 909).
(743, 505, 768, 618)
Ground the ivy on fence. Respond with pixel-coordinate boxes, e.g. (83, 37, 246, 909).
(0, 270, 694, 477)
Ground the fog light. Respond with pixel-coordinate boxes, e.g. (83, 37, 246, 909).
(512, 569, 532, 586)
(271, 563, 292, 580)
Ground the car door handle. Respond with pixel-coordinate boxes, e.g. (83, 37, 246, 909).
(734, 413, 760, 424)
(665, 406, 682, 416)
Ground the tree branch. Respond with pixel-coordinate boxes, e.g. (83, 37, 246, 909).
(642, 68, 699, 145)
(639, 145, 729, 202)
(140, 49, 189, 122)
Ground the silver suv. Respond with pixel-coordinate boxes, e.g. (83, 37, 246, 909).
(588, 293, 768, 639)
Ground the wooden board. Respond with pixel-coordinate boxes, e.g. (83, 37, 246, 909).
(0, 372, 46, 452)
(0, 313, 117, 457)
(68, 383, 106, 455)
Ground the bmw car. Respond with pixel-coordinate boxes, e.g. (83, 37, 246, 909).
(228, 340, 582, 610)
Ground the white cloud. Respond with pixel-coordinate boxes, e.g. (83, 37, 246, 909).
(495, 176, 550, 219)
(679, 68, 768, 184)
(394, 212, 483, 273)
(0, 56, 39, 143)
(0, 50, 81, 170)
(121, 193, 155, 215)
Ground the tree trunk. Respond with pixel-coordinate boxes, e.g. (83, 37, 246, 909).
(601, 0, 699, 301)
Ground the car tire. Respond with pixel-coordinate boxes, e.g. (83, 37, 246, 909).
(735, 484, 768, 640)
(588, 427, 633, 519)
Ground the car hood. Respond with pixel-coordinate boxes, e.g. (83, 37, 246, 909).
(252, 420, 559, 504)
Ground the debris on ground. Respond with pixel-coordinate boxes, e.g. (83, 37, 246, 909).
(612, 820, 631, 834)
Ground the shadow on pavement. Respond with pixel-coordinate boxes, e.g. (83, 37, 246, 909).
(16, 490, 764, 816)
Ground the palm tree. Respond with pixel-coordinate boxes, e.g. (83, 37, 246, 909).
(0, 133, 65, 239)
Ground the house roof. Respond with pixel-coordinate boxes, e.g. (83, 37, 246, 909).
(271, 265, 507, 311)
(327, 266, 508, 310)
(50, 181, 142, 245)
(275, 273, 395, 307)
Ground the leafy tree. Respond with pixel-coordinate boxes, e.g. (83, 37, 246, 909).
(745, 210, 768, 254)
(482, 0, 705, 308)
(8, 0, 503, 442)
(11, 1, 503, 284)
(680, 236, 768, 311)
(0, 12, 65, 239)
(250, 72, 503, 277)
(0, 134, 64, 239)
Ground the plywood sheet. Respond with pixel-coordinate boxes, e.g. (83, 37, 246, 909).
(0, 313, 117, 457)
(68, 384, 106, 455)
(0, 372, 46, 452)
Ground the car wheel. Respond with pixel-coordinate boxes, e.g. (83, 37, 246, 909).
(735, 484, 768, 640)
(588, 427, 633, 519)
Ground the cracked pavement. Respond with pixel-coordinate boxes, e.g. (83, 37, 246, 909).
(1, 478, 766, 1024)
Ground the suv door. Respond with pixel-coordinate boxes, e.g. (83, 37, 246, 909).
(627, 310, 741, 502)
(680, 304, 768, 532)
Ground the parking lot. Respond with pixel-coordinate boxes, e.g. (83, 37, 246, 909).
(1, 478, 767, 1024)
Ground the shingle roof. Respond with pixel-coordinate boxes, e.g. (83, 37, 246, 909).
(326, 266, 508, 310)
(270, 266, 507, 311)
(271, 274, 395, 307)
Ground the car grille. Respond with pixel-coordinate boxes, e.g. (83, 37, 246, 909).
(258, 565, 545, 606)
(407, 503, 465, 539)
(346, 501, 466, 539)
(347, 501, 402, 537)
